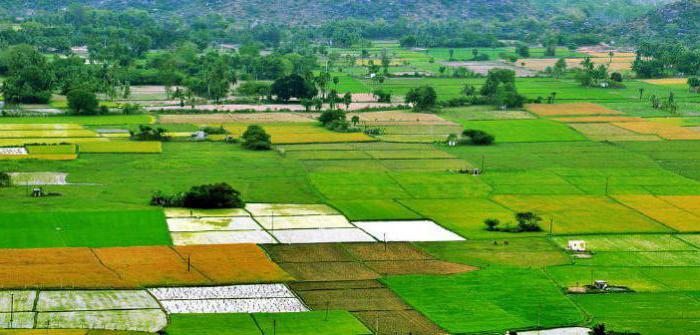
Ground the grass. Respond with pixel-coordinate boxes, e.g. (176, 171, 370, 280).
(447, 119, 586, 143)
(328, 199, 423, 221)
(550, 234, 697, 252)
(572, 293, 700, 335)
(0, 115, 154, 125)
(418, 238, 570, 268)
(78, 141, 163, 154)
(165, 312, 371, 335)
(0, 210, 171, 248)
(382, 268, 584, 334)
(492, 195, 672, 234)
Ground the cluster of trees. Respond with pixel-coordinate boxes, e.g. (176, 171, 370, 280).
(479, 69, 526, 108)
(633, 42, 700, 78)
(151, 183, 244, 209)
(130, 125, 168, 141)
(484, 212, 543, 233)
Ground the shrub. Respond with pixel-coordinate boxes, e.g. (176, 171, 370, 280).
(121, 104, 144, 115)
(610, 72, 623, 82)
(67, 89, 99, 115)
(515, 212, 543, 232)
(484, 219, 500, 231)
(151, 183, 244, 209)
(373, 89, 392, 103)
(241, 125, 271, 150)
(319, 109, 346, 126)
(201, 126, 228, 135)
(0, 172, 11, 188)
(462, 129, 495, 145)
(130, 125, 168, 141)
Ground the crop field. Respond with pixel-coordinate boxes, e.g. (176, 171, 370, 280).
(221, 123, 375, 144)
(493, 195, 670, 234)
(78, 142, 163, 154)
(526, 103, 622, 117)
(0, 210, 170, 249)
(166, 311, 372, 335)
(572, 293, 700, 335)
(0, 244, 290, 289)
(382, 268, 584, 334)
(449, 119, 586, 142)
(567, 123, 661, 141)
(3, 53, 700, 334)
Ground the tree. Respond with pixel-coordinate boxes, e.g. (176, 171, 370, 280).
(373, 89, 391, 103)
(610, 72, 623, 83)
(343, 92, 352, 110)
(689, 77, 700, 93)
(316, 72, 331, 99)
(0, 172, 10, 188)
(484, 219, 500, 231)
(301, 98, 313, 112)
(448, 49, 455, 60)
(553, 58, 567, 78)
(271, 74, 317, 102)
(351, 115, 360, 127)
(516, 44, 530, 58)
(515, 212, 543, 232)
(405, 85, 437, 111)
(590, 324, 606, 335)
(462, 129, 495, 145)
(67, 89, 100, 115)
(480, 69, 525, 108)
(462, 84, 476, 96)
(1, 45, 55, 103)
(236, 81, 271, 101)
(241, 125, 271, 150)
(399, 35, 417, 48)
(182, 183, 244, 209)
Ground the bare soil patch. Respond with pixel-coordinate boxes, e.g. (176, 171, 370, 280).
(278, 262, 380, 282)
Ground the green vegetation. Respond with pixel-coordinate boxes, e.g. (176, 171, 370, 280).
(383, 268, 584, 334)
(0, 210, 170, 248)
(165, 312, 370, 335)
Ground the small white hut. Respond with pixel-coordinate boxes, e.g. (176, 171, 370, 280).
(568, 240, 586, 252)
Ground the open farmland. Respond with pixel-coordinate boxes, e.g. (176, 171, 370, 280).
(3, 19, 700, 335)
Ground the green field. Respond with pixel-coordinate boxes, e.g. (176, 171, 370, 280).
(165, 312, 371, 335)
(0, 210, 170, 248)
(382, 268, 585, 334)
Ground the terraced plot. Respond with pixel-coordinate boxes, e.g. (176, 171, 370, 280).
(382, 268, 584, 334)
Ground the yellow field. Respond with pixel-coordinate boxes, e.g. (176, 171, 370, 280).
(568, 123, 661, 142)
(222, 124, 375, 144)
(660, 196, 700, 214)
(519, 57, 634, 72)
(0, 154, 77, 160)
(581, 51, 636, 58)
(78, 141, 163, 153)
(613, 195, 700, 232)
(642, 78, 688, 86)
(0, 130, 97, 138)
(0, 124, 83, 130)
(526, 103, 622, 117)
(553, 116, 644, 123)
(99, 133, 131, 138)
(492, 195, 670, 234)
(0, 138, 109, 146)
(613, 121, 700, 140)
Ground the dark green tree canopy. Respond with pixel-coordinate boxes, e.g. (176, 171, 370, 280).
(270, 74, 318, 102)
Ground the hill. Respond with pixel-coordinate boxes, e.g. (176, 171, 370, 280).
(613, 0, 700, 44)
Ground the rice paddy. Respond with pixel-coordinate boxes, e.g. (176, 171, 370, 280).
(3, 72, 700, 334)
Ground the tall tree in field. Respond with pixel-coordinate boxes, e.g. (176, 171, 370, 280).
(1, 45, 55, 103)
